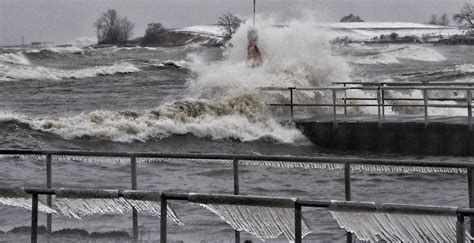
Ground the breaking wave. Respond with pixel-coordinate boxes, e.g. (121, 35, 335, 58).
(0, 95, 302, 143)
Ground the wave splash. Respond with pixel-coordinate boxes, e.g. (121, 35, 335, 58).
(0, 94, 302, 143)
(1, 18, 350, 143)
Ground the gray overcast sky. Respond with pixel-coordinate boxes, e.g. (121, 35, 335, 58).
(0, 0, 469, 46)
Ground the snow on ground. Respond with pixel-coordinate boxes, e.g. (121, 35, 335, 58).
(174, 22, 462, 42)
(173, 25, 225, 37)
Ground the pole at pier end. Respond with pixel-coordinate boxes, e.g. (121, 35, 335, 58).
(253, 0, 256, 26)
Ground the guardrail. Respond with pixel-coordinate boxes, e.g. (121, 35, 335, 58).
(261, 85, 473, 129)
(1, 150, 474, 242)
(16, 187, 474, 243)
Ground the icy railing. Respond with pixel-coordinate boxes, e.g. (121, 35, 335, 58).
(0, 150, 470, 174)
(329, 200, 473, 242)
(4, 188, 474, 243)
(0, 187, 56, 214)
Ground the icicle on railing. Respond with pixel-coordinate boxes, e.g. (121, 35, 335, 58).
(351, 164, 467, 174)
(122, 190, 183, 225)
(55, 189, 130, 219)
(0, 187, 57, 214)
(0, 154, 45, 161)
(329, 200, 473, 242)
(240, 160, 344, 170)
(189, 194, 311, 241)
(53, 155, 130, 166)
(55, 189, 183, 225)
(239, 159, 466, 174)
(138, 157, 231, 165)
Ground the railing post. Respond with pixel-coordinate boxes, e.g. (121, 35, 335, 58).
(468, 168, 474, 236)
(233, 159, 240, 243)
(160, 195, 167, 243)
(423, 88, 428, 128)
(332, 89, 338, 129)
(31, 193, 38, 243)
(377, 87, 382, 128)
(46, 154, 52, 234)
(456, 213, 466, 243)
(467, 89, 472, 131)
(289, 87, 294, 122)
(131, 156, 138, 241)
(381, 85, 385, 119)
(294, 202, 302, 243)
(343, 83, 347, 115)
(344, 163, 352, 243)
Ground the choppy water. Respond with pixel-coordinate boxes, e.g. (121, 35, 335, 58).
(1, 20, 474, 242)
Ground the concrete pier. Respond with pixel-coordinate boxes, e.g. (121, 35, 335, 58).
(296, 115, 474, 156)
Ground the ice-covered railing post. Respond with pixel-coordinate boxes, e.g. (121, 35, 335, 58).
(344, 163, 352, 243)
(289, 87, 295, 122)
(466, 89, 472, 131)
(233, 158, 240, 243)
(130, 156, 138, 240)
(468, 168, 474, 237)
(457, 213, 466, 243)
(46, 153, 52, 234)
(332, 88, 338, 129)
(31, 192, 38, 243)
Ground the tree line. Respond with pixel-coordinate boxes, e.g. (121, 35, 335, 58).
(93, 2, 474, 45)
(93, 9, 242, 45)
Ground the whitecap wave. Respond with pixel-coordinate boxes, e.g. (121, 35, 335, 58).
(27, 45, 84, 54)
(0, 95, 305, 143)
(0, 62, 139, 81)
(0, 52, 31, 65)
(348, 45, 446, 65)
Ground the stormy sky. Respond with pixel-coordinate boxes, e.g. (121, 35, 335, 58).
(0, 0, 469, 46)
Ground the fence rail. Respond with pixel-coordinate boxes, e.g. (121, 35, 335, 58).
(261, 84, 474, 129)
(1, 149, 474, 242)
(16, 187, 474, 243)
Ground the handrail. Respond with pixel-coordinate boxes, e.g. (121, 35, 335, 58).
(2, 149, 474, 242)
(260, 85, 473, 129)
(1, 149, 473, 168)
(17, 187, 474, 243)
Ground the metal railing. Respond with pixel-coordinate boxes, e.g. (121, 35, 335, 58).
(261, 84, 474, 130)
(19, 187, 474, 243)
(2, 149, 474, 242)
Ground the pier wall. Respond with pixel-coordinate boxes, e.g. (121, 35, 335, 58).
(296, 118, 474, 156)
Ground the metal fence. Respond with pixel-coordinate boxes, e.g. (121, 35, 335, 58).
(261, 84, 474, 129)
(18, 187, 474, 243)
(2, 150, 474, 242)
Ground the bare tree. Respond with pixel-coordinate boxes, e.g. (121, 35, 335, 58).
(217, 12, 242, 38)
(453, 3, 474, 31)
(142, 23, 165, 44)
(119, 17, 134, 42)
(94, 9, 134, 44)
(440, 13, 450, 26)
(428, 14, 438, 25)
